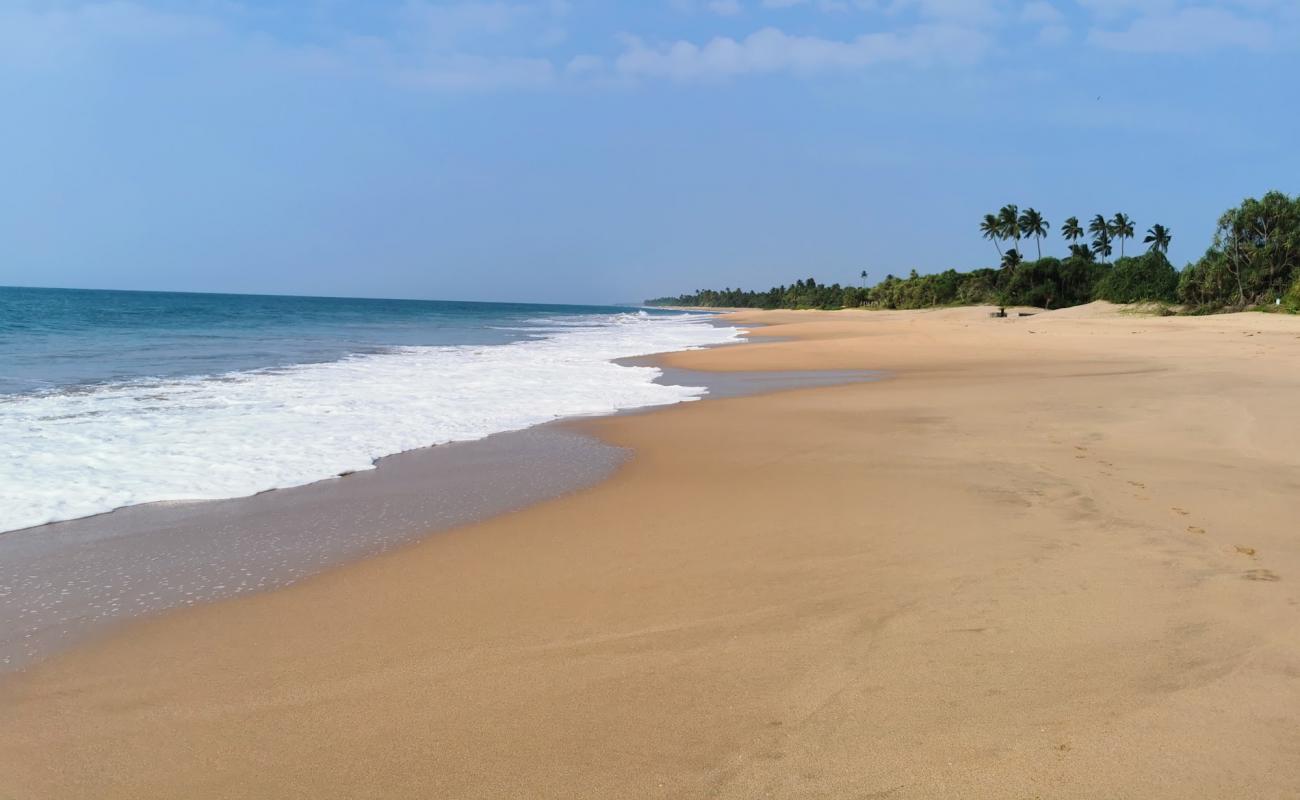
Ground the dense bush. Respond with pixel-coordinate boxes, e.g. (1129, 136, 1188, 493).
(649, 257, 1111, 311)
(650, 256, 1116, 311)
(1094, 253, 1179, 304)
(954, 268, 1000, 305)
(999, 256, 1108, 309)
(1177, 191, 1300, 309)
(1284, 275, 1300, 313)
(1177, 250, 1234, 308)
(870, 269, 995, 309)
(646, 278, 864, 310)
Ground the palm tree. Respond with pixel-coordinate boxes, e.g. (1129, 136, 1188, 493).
(980, 214, 1003, 258)
(1110, 212, 1135, 258)
(1143, 224, 1171, 255)
(1092, 232, 1113, 262)
(1068, 243, 1093, 260)
(1019, 207, 1049, 259)
(998, 205, 1022, 256)
(1061, 216, 1084, 247)
(1088, 214, 1111, 263)
(1001, 248, 1023, 271)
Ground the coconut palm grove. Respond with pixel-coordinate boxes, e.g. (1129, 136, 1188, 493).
(647, 191, 1300, 314)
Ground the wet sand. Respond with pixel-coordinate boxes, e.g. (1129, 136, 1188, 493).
(0, 363, 872, 673)
(0, 426, 627, 672)
(2, 303, 1299, 798)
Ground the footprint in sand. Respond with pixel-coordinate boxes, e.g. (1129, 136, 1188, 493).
(1172, 507, 1190, 516)
(1234, 545, 1257, 557)
(1244, 569, 1281, 582)
(1187, 526, 1206, 535)
(1127, 480, 1146, 489)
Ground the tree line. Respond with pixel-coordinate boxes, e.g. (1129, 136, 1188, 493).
(646, 191, 1299, 314)
(980, 206, 1169, 268)
(645, 278, 869, 311)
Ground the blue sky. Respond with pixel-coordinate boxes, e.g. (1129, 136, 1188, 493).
(1, 0, 1297, 304)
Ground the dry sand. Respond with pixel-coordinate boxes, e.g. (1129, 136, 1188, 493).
(2, 304, 1299, 798)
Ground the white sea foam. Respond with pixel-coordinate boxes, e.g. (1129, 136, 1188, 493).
(0, 312, 741, 533)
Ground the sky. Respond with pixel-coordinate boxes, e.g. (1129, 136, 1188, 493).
(1, 0, 1297, 305)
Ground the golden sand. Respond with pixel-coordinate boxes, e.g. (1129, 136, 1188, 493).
(2, 303, 1298, 798)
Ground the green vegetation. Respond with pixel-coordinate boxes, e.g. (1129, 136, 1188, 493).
(647, 191, 1300, 315)
(1284, 276, 1300, 313)
(1094, 253, 1179, 304)
(645, 278, 869, 311)
(1176, 191, 1300, 310)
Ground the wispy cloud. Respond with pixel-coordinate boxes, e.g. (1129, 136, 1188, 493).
(0, 0, 572, 91)
(1081, 0, 1297, 54)
(1021, 0, 1069, 45)
(0, 1, 220, 66)
(2, 0, 1295, 94)
(707, 0, 744, 16)
(613, 24, 987, 80)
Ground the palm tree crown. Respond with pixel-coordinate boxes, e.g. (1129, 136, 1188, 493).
(975, 209, 1161, 268)
(1088, 214, 1112, 263)
(1092, 233, 1114, 262)
(998, 205, 1022, 253)
(1018, 207, 1049, 259)
(1061, 216, 1084, 244)
(1110, 212, 1136, 258)
(980, 213, 1004, 258)
(1143, 224, 1172, 255)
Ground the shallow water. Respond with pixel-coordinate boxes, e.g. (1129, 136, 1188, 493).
(0, 287, 742, 532)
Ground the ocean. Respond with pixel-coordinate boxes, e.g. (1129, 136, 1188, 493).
(0, 286, 741, 534)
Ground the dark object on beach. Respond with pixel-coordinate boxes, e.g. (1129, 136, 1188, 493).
(1018, 312, 1036, 317)
(991, 307, 1008, 318)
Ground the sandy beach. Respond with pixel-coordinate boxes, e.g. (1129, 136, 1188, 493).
(2, 303, 1299, 798)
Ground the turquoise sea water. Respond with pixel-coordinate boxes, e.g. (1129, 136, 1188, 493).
(0, 286, 741, 532)
(0, 286, 679, 396)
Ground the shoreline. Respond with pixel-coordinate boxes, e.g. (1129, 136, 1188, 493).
(0, 354, 874, 673)
(0, 304, 743, 537)
(3, 305, 1299, 798)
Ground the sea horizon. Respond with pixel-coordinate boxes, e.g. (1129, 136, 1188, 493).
(0, 282, 640, 308)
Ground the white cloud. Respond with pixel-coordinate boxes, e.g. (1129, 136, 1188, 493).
(1021, 1, 1064, 26)
(882, 0, 1003, 26)
(1088, 5, 1276, 53)
(1020, 1, 1068, 46)
(766, 0, 853, 9)
(613, 24, 987, 80)
(1075, 0, 1178, 21)
(399, 1, 570, 47)
(0, 1, 220, 64)
(0, 0, 575, 92)
(10, 0, 1291, 96)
